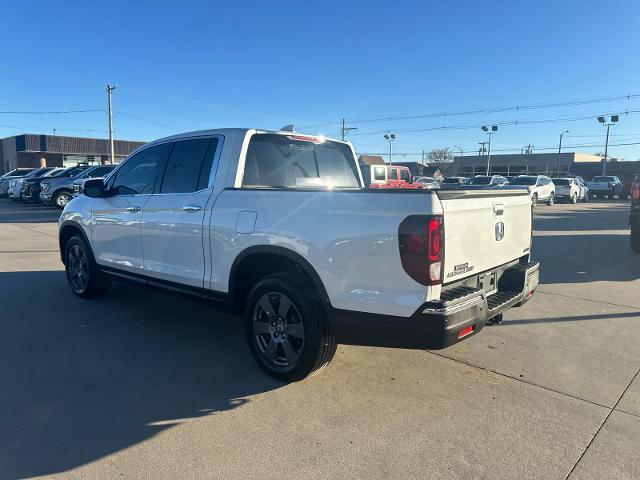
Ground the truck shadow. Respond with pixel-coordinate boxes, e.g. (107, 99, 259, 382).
(0, 270, 281, 479)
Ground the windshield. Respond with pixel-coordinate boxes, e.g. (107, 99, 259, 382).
(468, 177, 492, 185)
(509, 177, 537, 186)
(243, 134, 360, 189)
(554, 179, 571, 185)
(592, 176, 615, 182)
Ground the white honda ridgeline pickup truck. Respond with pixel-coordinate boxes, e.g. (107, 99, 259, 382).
(58, 128, 539, 381)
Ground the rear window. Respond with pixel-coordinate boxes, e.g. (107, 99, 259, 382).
(554, 179, 570, 185)
(509, 177, 537, 186)
(592, 176, 615, 182)
(469, 177, 492, 185)
(242, 134, 360, 189)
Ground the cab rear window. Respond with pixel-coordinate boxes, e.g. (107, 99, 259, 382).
(242, 134, 360, 189)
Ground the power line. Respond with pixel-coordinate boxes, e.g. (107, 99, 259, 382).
(299, 92, 640, 129)
(0, 124, 107, 133)
(348, 109, 640, 136)
(116, 112, 180, 131)
(0, 109, 104, 114)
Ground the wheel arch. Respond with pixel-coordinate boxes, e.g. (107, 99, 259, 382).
(59, 221, 91, 263)
(229, 245, 331, 312)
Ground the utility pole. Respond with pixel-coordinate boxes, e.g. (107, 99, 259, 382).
(340, 118, 358, 141)
(421, 150, 426, 166)
(106, 84, 117, 164)
(557, 130, 569, 177)
(453, 145, 463, 176)
(523, 144, 534, 174)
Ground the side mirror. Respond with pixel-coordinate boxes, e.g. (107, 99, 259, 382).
(84, 178, 111, 198)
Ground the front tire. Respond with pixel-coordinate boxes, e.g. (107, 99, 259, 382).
(546, 193, 555, 206)
(531, 193, 538, 207)
(243, 272, 336, 382)
(64, 235, 111, 298)
(54, 190, 73, 209)
(570, 193, 577, 204)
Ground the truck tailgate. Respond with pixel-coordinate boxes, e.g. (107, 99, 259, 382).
(437, 189, 532, 284)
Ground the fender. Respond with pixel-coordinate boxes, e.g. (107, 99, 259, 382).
(58, 220, 91, 263)
(229, 245, 331, 306)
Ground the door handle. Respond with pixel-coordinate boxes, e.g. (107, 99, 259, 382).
(182, 204, 202, 212)
(126, 206, 141, 212)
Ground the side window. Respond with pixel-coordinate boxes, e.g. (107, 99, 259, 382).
(89, 166, 113, 177)
(112, 143, 171, 195)
(373, 166, 386, 181)
(160, 138, 217, 194)
(400, 169, 411, 182)
(389, 168, 398, 180)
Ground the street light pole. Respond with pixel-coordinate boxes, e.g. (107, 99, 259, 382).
(384, 133, 396, 167)
(557, 130, 569, 177)
(106, 84, 117, 164)
(482, 126, 498, 175)
(598, 115, 619, 176)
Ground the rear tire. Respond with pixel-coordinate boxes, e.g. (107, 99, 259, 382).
(64, 235, 111, 299)
(632, 223, 640, 254)
(243, 272, 336, 382)
(546, 193, 555, 206)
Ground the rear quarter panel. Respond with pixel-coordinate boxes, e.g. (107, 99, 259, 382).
(209, 189, 438, 317)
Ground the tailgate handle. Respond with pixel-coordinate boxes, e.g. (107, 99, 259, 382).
(493, 203, 504, 216)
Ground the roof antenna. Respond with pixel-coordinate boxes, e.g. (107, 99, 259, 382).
(280, 124, 295, 132)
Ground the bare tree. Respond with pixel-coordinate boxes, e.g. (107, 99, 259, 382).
(427, 148, 454, 174)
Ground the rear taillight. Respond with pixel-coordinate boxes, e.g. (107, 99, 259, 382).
(632, 182, 640, 200)
(398, 215, 444, 286)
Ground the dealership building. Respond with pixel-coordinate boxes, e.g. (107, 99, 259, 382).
(0, 134, 145, 174)
(450, 152, 605, 177)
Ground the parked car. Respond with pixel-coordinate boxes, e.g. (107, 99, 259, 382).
(553, 177, 589, 204)
(59, 128, 539, 381)
(413, 176, 440, 189)
(630, 175, 640, 253)
(587, 175, 623, 199)
(467, 175, 509, 187)
(21, 168, 66, 202)
(72, 164, 117, 197)
(440, 176, 468, 186)
(507, 175, 556, 206)
(7, 167, 56, 199)
(0, 168, 36, 197)
(39, 164, 94, 208)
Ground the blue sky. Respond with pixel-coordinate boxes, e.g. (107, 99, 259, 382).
(1, 0, 640, 161)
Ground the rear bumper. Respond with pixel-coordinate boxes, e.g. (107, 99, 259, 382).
(330, 261, 539, 350)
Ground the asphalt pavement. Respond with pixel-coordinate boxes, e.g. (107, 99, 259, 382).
(0, 198, 638, 480)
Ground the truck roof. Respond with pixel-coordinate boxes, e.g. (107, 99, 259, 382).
(148, 128, 348, 147)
